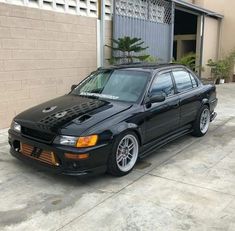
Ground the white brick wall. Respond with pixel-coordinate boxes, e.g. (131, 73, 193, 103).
(0, 2, 98, 128)
(1, 0, 112, 19)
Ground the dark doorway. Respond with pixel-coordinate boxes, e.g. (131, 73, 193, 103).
(173, 9, 198, 61)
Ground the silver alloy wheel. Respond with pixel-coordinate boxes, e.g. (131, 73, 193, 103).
(116, 134, 139, 172)
(200, 108, 210, 134)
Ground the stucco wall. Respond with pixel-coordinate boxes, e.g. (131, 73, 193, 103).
(0, 3, 97, 129)
(202, 17, 220, 78)
(183, 0, 235, 78)
(195, 0, 235, 57)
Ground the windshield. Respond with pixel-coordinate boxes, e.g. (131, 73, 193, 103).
(71, 70, 150, 103)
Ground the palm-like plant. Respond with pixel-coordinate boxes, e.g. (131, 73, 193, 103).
(106, 36, 149, 64)
(172, 52, 196, 70)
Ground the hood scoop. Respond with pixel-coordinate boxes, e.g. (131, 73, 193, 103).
(76, 114, 92, 123)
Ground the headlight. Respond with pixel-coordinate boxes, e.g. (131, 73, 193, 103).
(54, 135, 78, 146)
(54, 135, 98, 148)
(11, 121, 21, 132)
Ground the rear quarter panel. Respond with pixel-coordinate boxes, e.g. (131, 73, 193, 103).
(200, 84, 217, 112)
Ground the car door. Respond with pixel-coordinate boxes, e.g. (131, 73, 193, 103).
(172, 68, 202, 126)
(143, 71, 180, 143)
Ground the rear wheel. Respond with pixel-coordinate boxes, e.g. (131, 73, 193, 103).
(192, 105, 210, 137)
(107, 132, 139, 177)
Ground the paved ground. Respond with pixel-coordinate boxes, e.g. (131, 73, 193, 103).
(0, 83, 235, 231)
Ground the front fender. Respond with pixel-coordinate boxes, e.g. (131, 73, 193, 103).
(83, 120, 143, 146)
(106, 121, 143, 145)
(112, 122, 138, 134)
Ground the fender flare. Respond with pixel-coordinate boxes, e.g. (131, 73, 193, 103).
(112, 122, 143, 145)
(201, 98, 210, 108)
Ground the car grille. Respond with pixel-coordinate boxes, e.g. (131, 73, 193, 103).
(21, 127, 55, 143)
(20, 143, 59, 166)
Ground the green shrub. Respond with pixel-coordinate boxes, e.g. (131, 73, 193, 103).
(207, 50, 235, 82)
(172, 53, 196, 70)
(144, 55, 159, 63)
(106, 36, 149, 64)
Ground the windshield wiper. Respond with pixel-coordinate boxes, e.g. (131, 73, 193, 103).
(78, 94, 99, 99)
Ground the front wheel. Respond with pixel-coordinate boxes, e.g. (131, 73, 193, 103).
(192, 105, 210, 137)
(107, 132, 139, 177)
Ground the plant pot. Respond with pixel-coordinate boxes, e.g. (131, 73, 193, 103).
(233, 75, 235, 82)
(220, 79, 225, 84)
(215, 78, 220, 85)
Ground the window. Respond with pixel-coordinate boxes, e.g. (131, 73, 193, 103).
(172, 70, 193, 92)
(150, 72, 174, 97)
(189, 73, 198, 88)
(72, 70, 150, 103)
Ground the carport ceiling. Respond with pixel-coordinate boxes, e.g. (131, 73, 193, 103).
(172, 0, 223, 18)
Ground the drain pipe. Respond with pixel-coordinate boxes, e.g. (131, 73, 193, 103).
(98, 0, 106, 67)
(199, 14, 205, 78)
(170, 1, 175, 62)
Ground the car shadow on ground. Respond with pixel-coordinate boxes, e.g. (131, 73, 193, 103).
(7, 133, 198, 189)
(5, 117, 232, 191)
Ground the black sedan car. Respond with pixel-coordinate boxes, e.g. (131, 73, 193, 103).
(8, 63, 217, 177)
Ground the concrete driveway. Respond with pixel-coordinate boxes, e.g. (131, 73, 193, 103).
(0, 83, 235, 231)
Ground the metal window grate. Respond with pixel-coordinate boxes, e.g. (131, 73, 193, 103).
(115, 0, 171, 24)
(113, 0, 173, 62)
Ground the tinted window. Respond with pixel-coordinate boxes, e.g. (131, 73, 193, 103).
(72, 70, 150, 103)
(173, 70, 193, 92)
(189, 73, 198, 88)
(150, 72, 174, 97)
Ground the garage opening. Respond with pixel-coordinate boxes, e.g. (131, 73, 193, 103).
(173, 9, 198, 65)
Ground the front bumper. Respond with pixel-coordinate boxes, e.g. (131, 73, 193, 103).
(8, 130, 112, 176)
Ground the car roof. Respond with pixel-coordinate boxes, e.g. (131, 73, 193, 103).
(99, 63, 186, 72)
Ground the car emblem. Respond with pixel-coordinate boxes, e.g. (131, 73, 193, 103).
(55, 111, 67, 118)
(42, 106, 57, 113)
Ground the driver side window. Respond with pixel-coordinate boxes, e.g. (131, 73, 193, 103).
(150, 72, 175, 97)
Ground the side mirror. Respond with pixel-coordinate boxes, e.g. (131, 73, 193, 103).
(148, 93, 166, 104)
(71, 84, 77, 91)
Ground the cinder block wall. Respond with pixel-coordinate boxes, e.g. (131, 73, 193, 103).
(0, 3, 97, 129)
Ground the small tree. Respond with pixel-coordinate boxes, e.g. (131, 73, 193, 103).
(106, 36, 149, 64)
(207, 50, 235, 84)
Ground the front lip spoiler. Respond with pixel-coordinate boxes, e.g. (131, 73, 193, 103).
(10, 147, 107, 177)
(210, 112, 217, 122)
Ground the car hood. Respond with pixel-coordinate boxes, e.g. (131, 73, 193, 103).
(15, 94, 132, 136)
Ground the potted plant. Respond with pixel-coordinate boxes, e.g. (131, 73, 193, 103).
(207, 59, 228, 84)
(207, 50, 235, 84)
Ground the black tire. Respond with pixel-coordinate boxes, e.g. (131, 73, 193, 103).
(107, 131, 139, 177)
(192, 105, 210, 137)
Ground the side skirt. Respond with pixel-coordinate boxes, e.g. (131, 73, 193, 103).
(139, 127, 193, 159)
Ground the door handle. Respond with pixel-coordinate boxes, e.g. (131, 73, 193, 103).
(172, 102, 180, 108)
